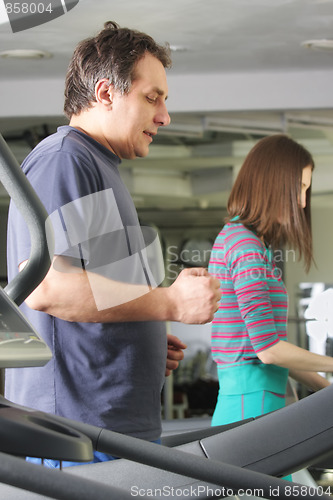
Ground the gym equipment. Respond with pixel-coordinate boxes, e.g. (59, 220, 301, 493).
(0, 133, 333, 500)
(0, 133, 52, 368)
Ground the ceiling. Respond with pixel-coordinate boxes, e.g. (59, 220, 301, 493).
(1, 0, 333, 227)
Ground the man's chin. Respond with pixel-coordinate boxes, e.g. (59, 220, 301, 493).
(135, 148, 150, 159)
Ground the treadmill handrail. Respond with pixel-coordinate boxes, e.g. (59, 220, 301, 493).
(0, 134, 54, 305)
(0, 450, 137, 500)
(39, 401, 330, 500)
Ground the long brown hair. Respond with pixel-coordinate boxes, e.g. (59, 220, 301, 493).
(64, 21, 171, 119)
(227, 134, 314, 271)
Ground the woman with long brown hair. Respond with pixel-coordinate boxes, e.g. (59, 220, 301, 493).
(208, 134, 333, 428)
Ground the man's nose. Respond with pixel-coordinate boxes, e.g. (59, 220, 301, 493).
(155, 102, 171, 127)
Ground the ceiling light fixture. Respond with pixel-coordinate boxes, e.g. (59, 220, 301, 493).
(301, 39, 333, 52)
(169, 45, 188, 53)
(0, 49, 52, 59)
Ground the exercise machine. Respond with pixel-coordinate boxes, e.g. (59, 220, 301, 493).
(0, 133, 333, 500)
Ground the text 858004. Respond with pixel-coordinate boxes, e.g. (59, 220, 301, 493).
(5, 3, 53, 14)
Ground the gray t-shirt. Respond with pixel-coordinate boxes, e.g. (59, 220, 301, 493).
(6, 126, 167, 440)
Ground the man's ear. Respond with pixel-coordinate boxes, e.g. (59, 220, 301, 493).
(95, 79, 114, 107)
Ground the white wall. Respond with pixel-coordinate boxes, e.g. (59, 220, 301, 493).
(1, 69, 333, 119)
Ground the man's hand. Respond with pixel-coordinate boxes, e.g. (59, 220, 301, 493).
(167, 268, 221, 324)
(165, 334, 187, 377)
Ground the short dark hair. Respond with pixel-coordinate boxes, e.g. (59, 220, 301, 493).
(227, 134, 315, 271)
(64, 21, 172, 119)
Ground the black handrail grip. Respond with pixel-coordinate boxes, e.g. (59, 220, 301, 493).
(0, 134, 54, 305)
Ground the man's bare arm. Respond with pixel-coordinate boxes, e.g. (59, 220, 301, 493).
(21, 256, 221, 324)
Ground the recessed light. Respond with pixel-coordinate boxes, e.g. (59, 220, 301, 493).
(0, 49, 52, 59)
(301, 39, 333, 52)
(169, 45, 188, 53)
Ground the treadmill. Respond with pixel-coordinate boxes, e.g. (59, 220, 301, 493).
(0, 133, 333, 500)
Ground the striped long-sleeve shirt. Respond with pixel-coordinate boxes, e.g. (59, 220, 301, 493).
(208, 222, 288, 370)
